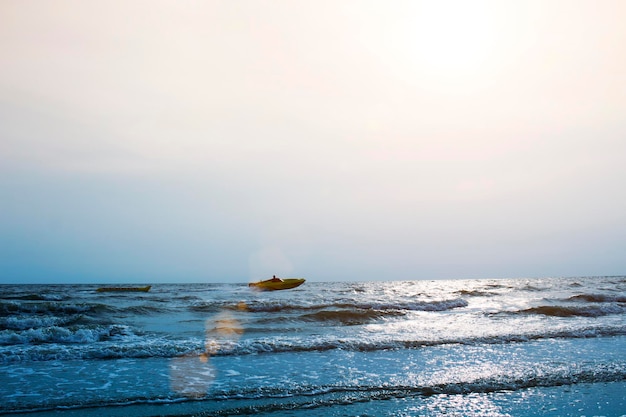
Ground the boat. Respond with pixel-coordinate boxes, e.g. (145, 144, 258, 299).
(248, 277, 305, 291)
(96, 285, 152, 293)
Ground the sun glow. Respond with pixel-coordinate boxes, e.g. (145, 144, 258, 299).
(417, 3, 493, 69)
(391, 1, 499, 90)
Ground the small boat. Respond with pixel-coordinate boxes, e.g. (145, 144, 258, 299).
(248, 277, 305, 291)
(96, 285, 152, 293)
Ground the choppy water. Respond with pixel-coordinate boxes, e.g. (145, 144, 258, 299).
(1, 276, 625, 416)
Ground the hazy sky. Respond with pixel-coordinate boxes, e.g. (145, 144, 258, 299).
(1, 0, 625, 284)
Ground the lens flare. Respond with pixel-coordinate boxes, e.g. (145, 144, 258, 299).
(170, 309, 245, 397)
(169, 354, 216, 398)
(205, 311, 244, 355)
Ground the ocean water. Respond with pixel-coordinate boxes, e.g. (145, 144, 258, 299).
(1, 276, 624, 416)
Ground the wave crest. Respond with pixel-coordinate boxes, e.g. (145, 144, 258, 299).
(301, 309, 405, 325)
(568, 294, 626, 303)
(517, 304, 624, 317)
(0, 324, 135, 346)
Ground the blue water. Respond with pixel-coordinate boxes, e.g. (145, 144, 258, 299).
(1, 276, 625, 416)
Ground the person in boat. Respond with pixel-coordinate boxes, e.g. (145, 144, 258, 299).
(270, 275, 283, 282)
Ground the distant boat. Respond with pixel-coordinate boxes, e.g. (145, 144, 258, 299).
(96, 285, 151, 293)
(248, 277, 305, 291)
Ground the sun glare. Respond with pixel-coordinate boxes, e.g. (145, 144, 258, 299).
(394, 1, 497, 90)
(418, 4, 492, 69)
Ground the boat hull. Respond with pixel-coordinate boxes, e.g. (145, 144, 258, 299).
(248, 278, 305, 291)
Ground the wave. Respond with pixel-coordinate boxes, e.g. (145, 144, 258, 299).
(0, 314, 83, 331)
(3, 325, 624, 364)
(223, 298, 469, 314)
(354, 298, 469, 311)
(516, 304, 625, 317)
(0, 336, 201, 363)
(455, 290, 496, 297)
(226, 327, 626, 356)
(520, 284, 546, 292)
(568, 294, 626, 303)
(5, 363, 624, 415)
(187, 298, 469, 317)
(0, 301, 113, 317)
(483, 283, 513, 290)
(300, 309, 405, 325)
(0, 324, 137, 346)
(209, 368, 626, 416)
(118, 304, 173, 315)
(0, 300, 173, 320)
(188, 301, 234, 313)
(0, 294, 52, 301)
(206, 367, 626, 403)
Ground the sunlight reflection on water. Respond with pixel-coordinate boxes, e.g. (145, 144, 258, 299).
(424, 392, 512, 417)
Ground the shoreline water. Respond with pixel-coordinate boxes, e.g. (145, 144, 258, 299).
(7, 382, 625, 417)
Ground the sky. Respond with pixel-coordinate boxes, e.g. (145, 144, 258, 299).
(1, 0, 625, 284)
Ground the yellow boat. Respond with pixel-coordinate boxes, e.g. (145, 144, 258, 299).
(248, 277, 305, 291)
(96, 285, 152, 293)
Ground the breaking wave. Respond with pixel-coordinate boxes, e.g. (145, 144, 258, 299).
(0, 324, 137, 346)
(3, 324, 624, 364)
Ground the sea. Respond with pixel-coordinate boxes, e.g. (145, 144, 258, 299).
(1, 276, 625, 417)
